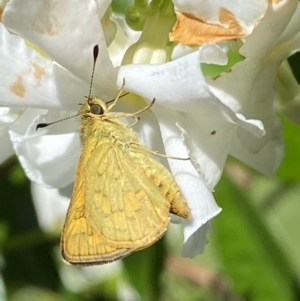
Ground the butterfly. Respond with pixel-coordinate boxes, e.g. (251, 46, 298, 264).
(38, 45, 190, 265)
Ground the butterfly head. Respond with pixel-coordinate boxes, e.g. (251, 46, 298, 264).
(80, 96, 108, 117)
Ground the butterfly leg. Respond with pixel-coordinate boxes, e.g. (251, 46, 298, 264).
(130, 143, 190, 160)
(106, 79, 126, 113)
(127, 116, 140, 128)
(129, 98, 155, 116)
(103, 98, 156, 121)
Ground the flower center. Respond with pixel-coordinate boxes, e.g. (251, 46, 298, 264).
(122, 0, 176, 64)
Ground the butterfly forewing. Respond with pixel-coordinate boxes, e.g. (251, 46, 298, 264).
(61, 153, 133, 264)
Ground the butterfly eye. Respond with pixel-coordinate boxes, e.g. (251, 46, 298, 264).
(90, 104, 104, 115)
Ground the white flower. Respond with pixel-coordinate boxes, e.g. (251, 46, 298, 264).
(1, 0, 299, 257)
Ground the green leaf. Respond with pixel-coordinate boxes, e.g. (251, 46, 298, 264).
(123, 237, 166, 301)
(201, 49, 245, 78)
(277, 116, 300, 181)
(0, 160, 60, 291)
(213, 175, 299, 301)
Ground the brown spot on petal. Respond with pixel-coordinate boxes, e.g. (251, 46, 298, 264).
(170, 8, 247, 45)
(29, 2, 62, 36)
(10, 75, 26, 98)
(31, 62, 46, 84)
(0, 8, 3, 21)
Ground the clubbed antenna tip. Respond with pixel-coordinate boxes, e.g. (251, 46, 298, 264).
(93, 45, 99, 63)
(87, 45, 99, 100)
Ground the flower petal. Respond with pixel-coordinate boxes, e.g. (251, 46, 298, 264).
(0, 107, 25, 163)
(207, 52, 283, 174)
(108, 15, 140, 67)
(9, 108, 80, 187)
(177, 119, 234, 190)
(0, 24, 89, 110)
(154, 106, 222, 252)
(181, 222, 211, 257)
(3, 0, 117, 96)
(117, 44, 227, 111)
(241, 0, 299, 59)
(230, 119, 283, 175)
(0, 129, 14, 163)
(31, 182, 70, 231)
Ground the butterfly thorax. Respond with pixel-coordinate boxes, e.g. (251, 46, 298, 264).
(79, 98, 139, 149)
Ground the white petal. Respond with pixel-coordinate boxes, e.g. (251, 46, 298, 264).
(0, 107, 24, 124)
(108, 15, 140, 67)
(0, 24, 89, 110)
(230, 119, 284, 175)
(117, 44, 228, 111)
(31, 182, 70, 231)
(241, 0, 299, 59)
(171, 109, 264, 190)
(99, 6, 117, 47)
(206, 49, 283, 146)
(206, 51, 284, 173)
(134, 106, 166, 155)
(277, 4, 300, 54)
(177, 119, 235, 190)
(154, 106, 221, 249)
(0, 107, 24, 163)
(3, 0, 117, 96)
(199, 43, 228, 65)
(0, 129, 14, 163)
(181, 222, 211, 257)
(9, 108, 80, 187)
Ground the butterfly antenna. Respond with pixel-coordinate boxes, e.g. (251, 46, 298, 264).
(36, 114, 79, 131)
(87, 45, 99, 102)
(106, 92, 130, 105)
(36, 46, 100, 131)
